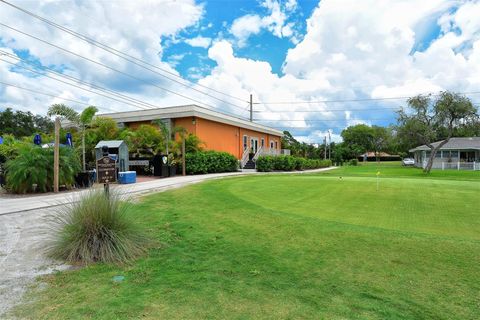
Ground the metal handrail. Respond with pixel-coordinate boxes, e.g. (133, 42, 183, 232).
(240, 147, 250, 168)
(253, 146, 263, 162)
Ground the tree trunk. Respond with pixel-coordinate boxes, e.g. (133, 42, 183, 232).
(82, 128, 86, 172)
(424, 139, 450, 173)
(182, 137, 186, 176)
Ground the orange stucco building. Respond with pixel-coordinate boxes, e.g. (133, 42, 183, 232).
(102, 105, 284, 165)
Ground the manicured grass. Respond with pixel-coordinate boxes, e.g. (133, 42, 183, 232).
(321, 161, 480, 181)
(14, 166, 480, 319)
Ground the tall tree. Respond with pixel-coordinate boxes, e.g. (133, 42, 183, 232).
(397, 91, 478, 173)
(0, 107, 53, 137)
(370, 125, 389, 161)
(341, 124, 375, 157)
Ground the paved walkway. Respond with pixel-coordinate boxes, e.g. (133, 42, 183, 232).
(0, 171, 252, 216)
(0, 167, 335, 216)
(0, 167, 335, 317)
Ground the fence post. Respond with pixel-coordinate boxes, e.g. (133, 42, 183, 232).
(457, 161, 460, 170)
(442, 162, 444, 171)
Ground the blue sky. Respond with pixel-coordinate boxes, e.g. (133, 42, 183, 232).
(162, 0, 318, 79)
(1, 0, 479, 142)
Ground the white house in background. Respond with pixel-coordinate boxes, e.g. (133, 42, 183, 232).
(409, 137, 480, 170)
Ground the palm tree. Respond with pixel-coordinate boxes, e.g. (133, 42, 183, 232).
(48, 104, 98, 172)
(172, 126, 188, 176)
(79, 106, 98, 171)
(152, 119, 170, 154)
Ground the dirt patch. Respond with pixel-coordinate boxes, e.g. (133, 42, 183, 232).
(0, 208, 70, 318)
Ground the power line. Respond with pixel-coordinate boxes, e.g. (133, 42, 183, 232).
(5, 1, 479, 114)
(0, 57, 153, 111)
(0, 80, 98, 108)
(1, 51, 158, 110)
(254, 91, 480, 105)
(270, 125, 390, 129)
(0, 22, 249, 116)
(253, 102, 480, 113)
(0, 0, 248, 104)
(254, 118, 393, 122)
(253, 107, 401, 113)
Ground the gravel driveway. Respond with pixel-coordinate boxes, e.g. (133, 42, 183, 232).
(0, 208, 70, 318)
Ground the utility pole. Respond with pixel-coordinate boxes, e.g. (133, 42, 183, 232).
(53, 117, 60, 193)
(249, 94, 253, 122)
(328, 130, 331, 161)
(324, 136, 327, 160)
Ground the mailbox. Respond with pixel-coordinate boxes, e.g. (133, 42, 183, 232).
(95, 140, 129, 172)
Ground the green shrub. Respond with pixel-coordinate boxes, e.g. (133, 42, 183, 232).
(256, 156, 275, 172)
(272, 155, 296, 171)
(294, 157, 306, 170)
(0, 134, 20, 166)
(186, 151, 238, 174)
(349, 159, 359, 166)
(0, 144, 18, 166)
(256, 155, 332, 172)
(5, 145, 80, 193)
(48, 189, 148, 264)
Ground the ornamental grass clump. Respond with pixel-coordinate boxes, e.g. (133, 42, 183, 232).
(48, 189, 148, 265)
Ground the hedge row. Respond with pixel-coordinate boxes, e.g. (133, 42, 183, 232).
(185, 151, 238, 174)
(256, 155, 332, 172)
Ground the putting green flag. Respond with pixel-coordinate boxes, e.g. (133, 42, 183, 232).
(376, 171, 380, 191)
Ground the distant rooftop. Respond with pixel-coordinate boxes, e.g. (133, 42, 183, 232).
(409, 137, 480, 152)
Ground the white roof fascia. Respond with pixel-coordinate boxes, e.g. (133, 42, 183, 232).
(100, 104, 284, 136)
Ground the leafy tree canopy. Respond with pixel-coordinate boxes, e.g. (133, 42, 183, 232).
(0, 107, 54, 138)
(396, 91, 478, 172)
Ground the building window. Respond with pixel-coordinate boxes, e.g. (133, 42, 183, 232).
(275, 141, 278, 149)
(243, 135, 248, 150)
(261, 138, 265, 147)
(435, 151, 442, 158)
(270, 141, 274, 149)
(451, 151, 458, 158)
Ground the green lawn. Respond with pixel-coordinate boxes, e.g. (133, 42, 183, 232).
(15, 163, 480, 319)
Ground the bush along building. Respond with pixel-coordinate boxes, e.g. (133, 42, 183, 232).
(101, 105, 289, 169)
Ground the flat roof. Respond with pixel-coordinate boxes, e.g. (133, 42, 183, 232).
(95, 140, 126, 148)
(100, 104, 284, 136)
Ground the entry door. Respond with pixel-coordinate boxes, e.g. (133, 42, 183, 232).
(250, 138, 258, 153)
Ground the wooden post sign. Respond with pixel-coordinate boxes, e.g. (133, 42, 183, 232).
(97, 156, 117, 183)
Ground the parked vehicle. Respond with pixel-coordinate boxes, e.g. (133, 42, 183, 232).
(402, 158, 415, 166)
